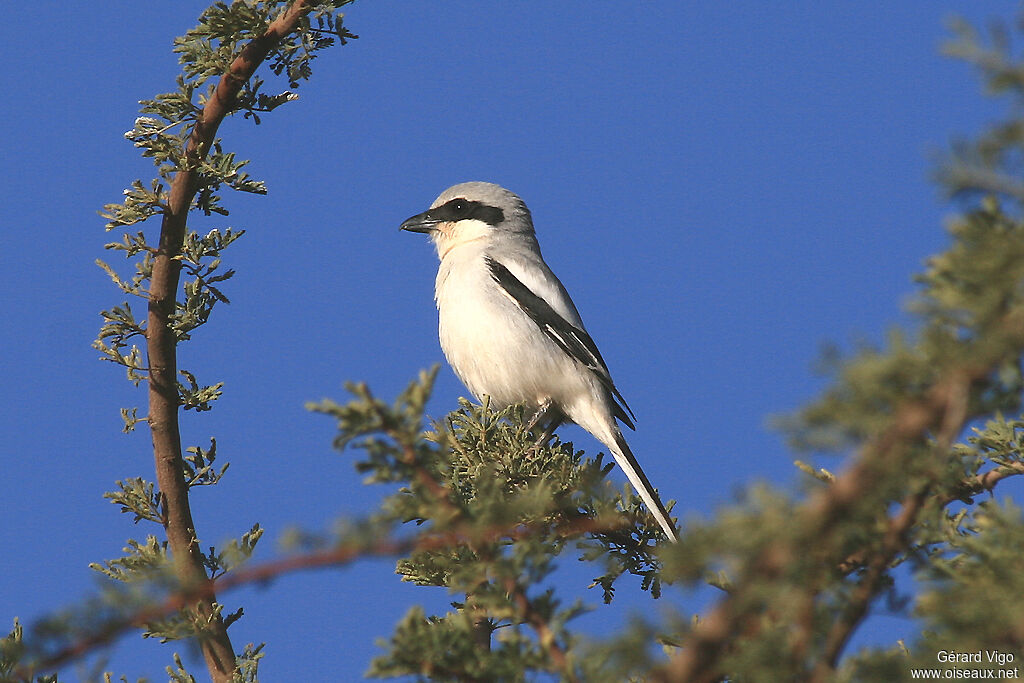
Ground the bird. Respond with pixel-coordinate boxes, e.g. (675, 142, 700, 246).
(400, 182, 677, 542)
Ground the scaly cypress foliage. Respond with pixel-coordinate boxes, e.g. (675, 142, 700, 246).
(6, 6, 1024, 683)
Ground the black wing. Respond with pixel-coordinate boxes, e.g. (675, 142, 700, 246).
(485, 256, 636, 429)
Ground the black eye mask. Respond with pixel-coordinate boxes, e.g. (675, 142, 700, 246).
(430, 198, 505, 226)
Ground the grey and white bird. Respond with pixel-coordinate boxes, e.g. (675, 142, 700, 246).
(400, 182, 677, 541)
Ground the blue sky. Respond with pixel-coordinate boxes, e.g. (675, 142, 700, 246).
(1, 2, 1019, 680)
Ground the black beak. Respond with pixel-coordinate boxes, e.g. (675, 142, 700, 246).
(400, 210, 442, 234)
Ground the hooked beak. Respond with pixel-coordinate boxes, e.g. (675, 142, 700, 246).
(400, 209, 442, 234)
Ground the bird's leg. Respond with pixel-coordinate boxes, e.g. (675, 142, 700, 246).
(524, 398, 554, 434)
(524, 398, 564, 449)
(533, 413, 563, 448)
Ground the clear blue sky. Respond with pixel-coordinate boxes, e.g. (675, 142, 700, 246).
(1, 2, 1018, 680)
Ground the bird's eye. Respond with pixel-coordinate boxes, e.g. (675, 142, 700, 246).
(452, 200, 466, 213)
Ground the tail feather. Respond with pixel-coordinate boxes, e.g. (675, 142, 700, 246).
(609, 431, 678, 542)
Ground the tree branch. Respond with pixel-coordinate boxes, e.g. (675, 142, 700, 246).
(834, 459, 1024, 576)
(17, 515, 622, 679)
(809, 485, 931, 683)
(653, 337, 1023, 683)
(145, 3, 323, 681)
(808, 369, 970, 680)
(505, 579, 578, 682)
(946, 460, 1024, 504)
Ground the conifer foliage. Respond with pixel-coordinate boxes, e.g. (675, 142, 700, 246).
(3, 4, 1024, 682)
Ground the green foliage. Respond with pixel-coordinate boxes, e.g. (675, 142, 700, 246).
(321, 9, 1024, 682)
(941, 17, 1024, 205)
(90, 537, 169, 584)
(917, 499, 1024, 649)
(165, 645, 264, 683)
(294, 16, 1024, 680)
(368, 606, 554, 681)
(0, 620, 60, 683)
(184, 438, 230, 487)
(175, 1, 356, 92)
(103, 478, 162, 524)
(637, 13, 1024, 682)
(836, 502, 1024, 682)
(166, 652, 197, 683)
(176, 369, 224, 412)
(57, 2, 357, 681)
(100, 179, 167, 231)
(85, 538, 212, 644)
(94, 301, 147, 386)
(120, 407, 145, 433)
(15, 4, 1024, 682)
(310, 370, 672, 680)
(575, 615, 684, 683)
(101, 1, 357, 228)
(173, 228, 244, 339)
(233, 643, 265, 683)
(8, 0, 354, 679)
(204, 525, 265, 580)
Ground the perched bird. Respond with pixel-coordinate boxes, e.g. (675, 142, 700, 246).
(400, 182, 677, 541)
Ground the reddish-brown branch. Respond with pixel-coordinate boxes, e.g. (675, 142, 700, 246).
(505, 578, 577, 682)
(651, 359, 1000, 682)
(946, 460, 1024, 504)
(18, 515, 622, 679)
(808, 486, 931, 683)
(835, 461, 1024, 576)
(144, 4, 321, 681)
(19, 537, 418, 680)
(650, 402, 940, 682)
(808, 369, 970, 680)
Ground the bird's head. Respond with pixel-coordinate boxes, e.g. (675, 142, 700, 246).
(400, 182, 533, 258)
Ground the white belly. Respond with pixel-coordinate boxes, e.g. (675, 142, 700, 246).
(435, 252, 589, 410)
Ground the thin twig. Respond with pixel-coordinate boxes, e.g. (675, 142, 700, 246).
(945, 460, 1024, 504)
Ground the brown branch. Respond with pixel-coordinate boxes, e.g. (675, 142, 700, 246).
(807, 370, 970, 680)
(809, 486, 931, 683)
(835, 460, 1024, 575)
(945, 460, 1024, 504)
(652, 357, 1006, 682)
(465, 594, 494, 653)
(505, 578, 578, 683)
(818, 457, 1024, 661)
(18, 536, 418, 680)
(144, 4, 322, 682)
(18, 514, 625, 680)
